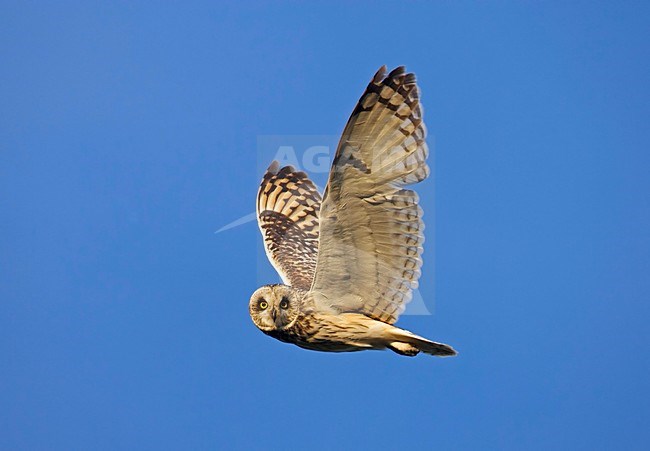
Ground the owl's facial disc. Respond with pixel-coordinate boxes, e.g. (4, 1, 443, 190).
(249, 285, 299, 332)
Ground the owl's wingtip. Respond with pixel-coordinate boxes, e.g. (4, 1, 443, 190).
(373, 65, 388, 82)
(266, 160, 280, 174)
(373, 65, 414, 84)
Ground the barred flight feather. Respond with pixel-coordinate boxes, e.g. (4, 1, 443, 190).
(257, 162, 321, 290)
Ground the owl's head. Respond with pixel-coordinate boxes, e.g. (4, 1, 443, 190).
(249, 284, 301, 332)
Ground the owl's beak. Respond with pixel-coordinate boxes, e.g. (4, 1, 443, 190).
(271, 308, 277, 322)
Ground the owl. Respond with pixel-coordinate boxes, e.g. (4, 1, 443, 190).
(249, 66, 456, 357)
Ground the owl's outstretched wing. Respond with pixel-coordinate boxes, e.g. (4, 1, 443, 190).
(309, 66, 429, 324)
(257, 161, 321, 290)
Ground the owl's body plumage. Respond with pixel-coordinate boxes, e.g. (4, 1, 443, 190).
(249, 66, 456, 357)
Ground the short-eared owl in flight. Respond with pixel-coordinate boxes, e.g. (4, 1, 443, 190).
(250, 66, 456, 357)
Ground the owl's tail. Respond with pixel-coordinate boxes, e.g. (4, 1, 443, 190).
(387, 328, 457, 357)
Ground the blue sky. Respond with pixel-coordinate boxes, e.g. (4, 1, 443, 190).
(2, 1, 649, 450)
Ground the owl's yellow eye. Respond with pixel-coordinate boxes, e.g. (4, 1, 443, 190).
(279, 298, 289, 309)
(259, 300, 268, 310)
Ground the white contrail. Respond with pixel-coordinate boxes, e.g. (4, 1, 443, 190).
(214, 212, 257, 233)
